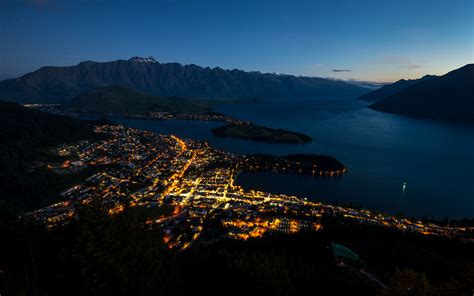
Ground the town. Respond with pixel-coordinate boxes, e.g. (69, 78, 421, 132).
(30, 125, 472, 251)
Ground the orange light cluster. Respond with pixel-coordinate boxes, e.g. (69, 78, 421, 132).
(108, 204, 124, 215)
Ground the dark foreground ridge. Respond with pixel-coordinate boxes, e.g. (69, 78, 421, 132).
(212, 123, 313, 144)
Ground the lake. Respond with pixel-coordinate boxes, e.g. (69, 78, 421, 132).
(114, 97, 474, 219)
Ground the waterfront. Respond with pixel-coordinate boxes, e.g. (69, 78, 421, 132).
(114, 97, 474, 219)
(32, 124, 468, 246)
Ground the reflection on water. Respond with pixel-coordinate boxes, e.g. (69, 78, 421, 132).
(114, 97, 474, 219)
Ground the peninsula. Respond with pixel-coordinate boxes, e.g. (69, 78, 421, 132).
(43, 86, 314, 144)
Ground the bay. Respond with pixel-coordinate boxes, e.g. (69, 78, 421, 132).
(114, 97, 474, 219)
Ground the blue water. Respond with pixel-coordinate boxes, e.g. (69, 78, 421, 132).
(114, 97, 474, 219)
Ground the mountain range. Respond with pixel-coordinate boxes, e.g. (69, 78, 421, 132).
(368, 64, 474, 122)
(0, 57, 370, 104)
(358, 75, 437, 102)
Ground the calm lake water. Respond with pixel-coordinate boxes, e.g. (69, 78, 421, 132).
(114, 97, 474, 219)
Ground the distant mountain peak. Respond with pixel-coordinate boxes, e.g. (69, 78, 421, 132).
(128, 56, 157, 63)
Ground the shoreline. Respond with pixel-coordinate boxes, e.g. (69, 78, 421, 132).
(30, 105, 314, 145)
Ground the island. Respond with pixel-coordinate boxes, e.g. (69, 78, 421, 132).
(211, 123, 313, 144)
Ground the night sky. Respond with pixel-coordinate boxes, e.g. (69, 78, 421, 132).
(1, 0, 472, 82)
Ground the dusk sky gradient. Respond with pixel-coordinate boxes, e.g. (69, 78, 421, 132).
(1, 0, 473, 82)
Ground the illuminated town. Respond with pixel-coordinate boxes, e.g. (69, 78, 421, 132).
(31, 125, 472, 250)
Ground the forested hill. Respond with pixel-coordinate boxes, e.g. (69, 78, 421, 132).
(64, 85, 213, 114)
(0, 101, 97, 210)
(0, 100, 95, 147)
(357, 75, 436, 102)
(369, 64, 474, 122)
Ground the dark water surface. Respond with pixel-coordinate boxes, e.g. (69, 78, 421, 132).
(114, 97, 474, 219)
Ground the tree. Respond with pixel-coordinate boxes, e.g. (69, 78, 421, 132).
(382, 268, 429, 296)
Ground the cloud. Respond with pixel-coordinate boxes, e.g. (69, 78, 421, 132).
(399, 63, 422, 69)
(332, 69, 351, 72)
(373, 55, 423, 70)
